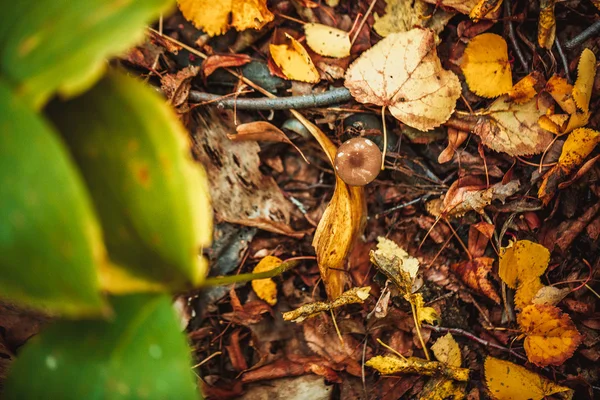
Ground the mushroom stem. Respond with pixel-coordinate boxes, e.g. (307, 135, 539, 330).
(381, 106, 388, 171)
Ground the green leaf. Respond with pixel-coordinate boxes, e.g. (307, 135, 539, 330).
(0, 0, 173, 109)
(0, 80, 105, 316)
(3, 294, 199, 400)
(47, 72, 212, 291)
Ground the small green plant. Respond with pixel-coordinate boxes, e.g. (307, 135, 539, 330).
(0, 1, 211, 398)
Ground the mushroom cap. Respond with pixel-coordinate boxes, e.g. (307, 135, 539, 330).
(334, 137, 382, 186)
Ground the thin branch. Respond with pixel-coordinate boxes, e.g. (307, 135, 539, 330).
(189, 87, 353, 110)
(564, 19, 600, 49)
(555, 38, 572, 83)
(504, 0, 529, 70)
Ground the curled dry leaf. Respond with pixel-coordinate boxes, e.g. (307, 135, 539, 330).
(518, 304, 583, 366)
(438, 128, 468, 164)
(251, 256, 281, 306)
(546, 75, 577, 115)
(485, 356, 572, 400)
(451, 257, 500, 303)
(177, 0, 274, 37)
(282, 286, 371, 323)
(370, 236, 420, 296)
(461, 33, 512, 98)
(160, 66, 199, 108)
(572, 48, 596, 113)
(539, 128, 600, 204)
(374, 0, 454, 37)
(270, 34, 320, 83)
(202, 54, 252, 78)
(442, 179, 520, 218)
(366, 355, 469, 381)
(344, 28, 461, 131)
(192, 108, 302, 237)
(304, 23, 350, 59)
(473, 95, 553, 156)
(538, 0, 558, 49)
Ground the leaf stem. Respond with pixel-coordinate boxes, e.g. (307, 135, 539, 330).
(381, 106, 387, 170)
(410, 301, 431, 360)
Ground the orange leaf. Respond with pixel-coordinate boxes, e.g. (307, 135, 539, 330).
(508, 71, 545, 104)
(461, 33, 512, 98)
(537, 0, 558, 49)
(518, 304, 583, 366)
(545, 75, 577, 115)
(451, 257, 500, 304)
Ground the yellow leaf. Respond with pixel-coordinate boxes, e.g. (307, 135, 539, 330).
(572, 48, 596, 113)
(537, 115, 563, 135)
(422, 0, 480, 16)
(251, 256, 281, 306)
(366, 355, 469, 381)
(469, 0, 503, 20)
(498, 240, 550, 289)
(374, 0, 454, 37)
(484, 356, 572, 400)
(546, 75, 577, 115)
(370, 237, 420, 296)
(413, 293, 440, 326)
(473, 95, 553, 156)
(538, 0, 558, 49)
(420, 378, 466, 400)
(282, 286, 371, 322)
(461, 33, 512, 98)
(518, 304, 583, 366)
(177, 0, 274, 37)
(431, 333, 461, 367)
(514, 277, 544, 310)
(508, 71, 544, 104)
(345, 28, 461, 131)
(563, 111, 590, 134)
(304, 23, 350, 59)
(270, 34, 320, 83)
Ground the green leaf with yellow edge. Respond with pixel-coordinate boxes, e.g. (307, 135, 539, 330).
(366, 355, 469, 381)
(0, 0, 173, 109)
(3, 294, 198, 400)
(251, 256, 281, 306)
(48, 72, 212, 292)
(0, 80, 105, 317)
(485, 356, 572, 400)
(498, 240, 550, 289)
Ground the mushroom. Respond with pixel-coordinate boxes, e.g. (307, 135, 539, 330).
(334, 137, 382, 186)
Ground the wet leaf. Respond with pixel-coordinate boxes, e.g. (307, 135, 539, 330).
(366, 355, 469, 381)
(572, 48, 596, 113)
(485, 356, 572, 400)
(473, 95, 553, 156)
(270, 34, 320, 83)
(370, 237, 420, 296)
(461, 33, 512, 98)
(304, 23, 351, 58)
(538, 0, 558, 49)
(345, 28, 461, 131)
(282, 286, 371, 323)
(178, 0, 274, 37)
(251, 256, 281, 306)
(518, 304, 583, 366)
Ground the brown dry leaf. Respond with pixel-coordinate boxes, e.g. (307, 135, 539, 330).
(485, 356, 573, 400)
(291, 112, 366, 299)
(538, 0, 558, 49)
(366, 355, 469, 381)
(442, 179, 520, 218)
(370, 236, 420, 296)
(438, 128, 468, 163)
(518, 304, 583, 366)
(538, 128, 600, 204)
(532, 286, 570, 306)
(473, 95, 553, 156)
(344, 28, 461, 131)
(469, 0, 503, 20)
(304, 23, 351, 58)
(270, 34, 320, 83)
(508, 71, 545, 104)
(160, 65, 200, 108)
(177, 0, 274, 37)
(229, 121, 309, 163)
(192, 108, 302, 237)
(461, 33, 512, 98)
(251, 256, 281, 306)
(572, 48, 596, 113)
(282, 286, 371, 323)
(374, 0, 454, 37)
(451, 257, 501, 303)
(202, 54, 252, 78)
(546, 75, 577, 115)
(498, 240, 550, 289)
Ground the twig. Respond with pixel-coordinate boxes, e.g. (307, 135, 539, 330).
(422, 325, 527, 361)
(565, 20, 600, 49)
(351, 0, 377, 45)
(555, 38, 572, 83)
(188, 87, 353, 110)
(504, 0, 529, 70)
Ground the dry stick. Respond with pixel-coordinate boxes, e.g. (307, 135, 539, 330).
(422, 324, 527, 361)
(351, 0, 377, 45)
(381, 106, 388, 170)
(503, 0, 529, 70)
(555, 38, 572, 83)
(564, 20, 600, 50)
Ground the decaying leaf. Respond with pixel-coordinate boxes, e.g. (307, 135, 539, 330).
(366, 355, 469, 381)
(421, 0, 480, 16)
(192, 108, 302, 237)
(485, 356, 572, 400)
(451, 257, 500, 303)
(469, 0, 503, 20)
(538, 0, 558, 49)
(422, 334, 467, 399)
(508, 71, 545, 104)
(270, 34, 320, 83)
(160, 66, 199, 108)
(202, 54, 252, 78)
(572, 48, 596, 113)
(282, 286, 371, 323)
(473, 95, 553, 156)
(304, 23, 351, 59)
(370, 237, 420, 296)
(461, 33, 512, 98)
(373, 0, 454, 37)
(177, 0, 274, 37)
(431, 334, 461, 367)
(438, 127, 469, 163)
(518, 304, 583, 366)
(531, 286, 570, 306)
(251, 256, 281, 306)
(539, 128, 600, 204)
(442, 179, 520, 218)
(345, 28, 461, 131)
(412, 293, 440, 326)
